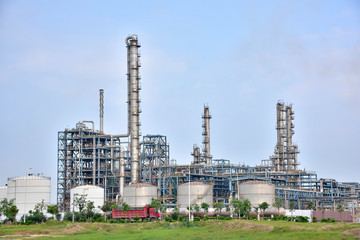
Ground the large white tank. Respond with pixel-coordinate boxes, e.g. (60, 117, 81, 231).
(7, 175, 51, 214)
(177, 182, 213, 208)
(0, 186, 7, 202)
(238, 180, 275, 207)
(123, 183, 158, 207)
(70, 185, 104, 211)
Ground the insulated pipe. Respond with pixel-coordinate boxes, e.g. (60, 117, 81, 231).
(119, 147, 125, 199)
(99, 89, 104, 133)
(126, 35, 141, 183)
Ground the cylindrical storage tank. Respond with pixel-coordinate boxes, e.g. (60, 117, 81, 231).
(123, 183, 157, 207)
(238, 180, 275, 207)
(70, 185, 104, 211)
(0, 186, 7, 202)
(177, 182, 213, 208)
(7, 175, 51, 214)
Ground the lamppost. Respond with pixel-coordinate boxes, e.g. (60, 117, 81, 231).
(188, 164, 191, 221)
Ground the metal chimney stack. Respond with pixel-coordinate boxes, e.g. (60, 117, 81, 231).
(99, 89, 104, 133)
(126, 35, 141, 183)
(202, 105, 212, 165)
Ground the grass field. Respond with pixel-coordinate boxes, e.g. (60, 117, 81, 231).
(0, 220, 359, 239)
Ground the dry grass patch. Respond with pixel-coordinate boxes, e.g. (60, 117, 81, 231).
(342, 227, 360, 239)
(222, 221, 274, 231)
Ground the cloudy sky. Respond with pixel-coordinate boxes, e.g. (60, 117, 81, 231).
(1, 0, 359, 203)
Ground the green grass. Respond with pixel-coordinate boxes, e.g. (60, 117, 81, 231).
(0, 220, 359, 239)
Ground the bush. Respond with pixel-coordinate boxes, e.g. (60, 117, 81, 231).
(320, 218, 335, 223)
(225, 217, 232, 220)
(295, 216, 309, 223)
(96, 217, 105, 222)
(202, 216, 209, 221)
(109, 219, 117, 223)
(164, 216, 174, 222)
(178, 216, 184, 222)
(119, 219, 126, 223)
(170, 212, 179, 221)
(217, 216, 225, 220)
(249, 216, 257, 220)
(133, 216, 141, 223)
(193, 217, 201, 222)
(312, 216, 317, 223)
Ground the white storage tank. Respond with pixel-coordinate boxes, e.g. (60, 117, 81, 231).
(123, 183, 157, 207)
(70, 185, 104, 211)
(7, 175, 51, 214)
(238, 180, 275, 207)
(0, 186, 7, 202)
(177, 182, 213, 208)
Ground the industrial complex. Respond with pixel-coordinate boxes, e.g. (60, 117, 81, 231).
(15, 34, 355, 221)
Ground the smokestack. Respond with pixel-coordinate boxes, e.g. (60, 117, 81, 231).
(99, 89, 104, 133)
(126, 35, 141, 183)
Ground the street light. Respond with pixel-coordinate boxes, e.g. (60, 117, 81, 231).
(188, 164, 191, 221)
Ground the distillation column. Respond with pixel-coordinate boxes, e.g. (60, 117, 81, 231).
(275, 102, 286, 171)
(99, 89, 104, 133)
(126, 35, 141, 183)
(285, 105, 298, 171)
(202, 105, 212, 165)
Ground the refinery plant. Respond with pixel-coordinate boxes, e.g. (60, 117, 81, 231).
(56, 35, 360, 220)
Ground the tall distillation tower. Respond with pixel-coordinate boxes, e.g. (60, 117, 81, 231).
(126, 35, 142, 183)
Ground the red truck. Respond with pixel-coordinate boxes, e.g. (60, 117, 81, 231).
(112, 205, 160, 221)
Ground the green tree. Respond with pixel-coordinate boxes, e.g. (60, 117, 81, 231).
(230, 199, 242, 219)
(122, 202, 131, 223)
(74, 195, 87, 213)
(241, 199, 252, 219)
(193, 204, 201, 214)
(86, 201, 95, 221)
(307, 201, 314, 210)
(34, 199, 47, 213)
(150, 198, 162, 219)
(254, 206, 260, 221)
(289, 201, 296, 221)
(101, 201, 114, 221)
(259, 202, 269, 219)
(214, 202, 224, 213)
(47, 205, 59, 220)
(0, 198, 18, 224)
(336, 203, 344, 222)
(201, 202, 210, 213)
(273, 197, 283, 216)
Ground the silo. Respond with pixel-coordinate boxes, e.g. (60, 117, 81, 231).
(123, 183, 157, 207)
(70, 185, 104, 211)
(177, 182, 213, 208)
(238, 180, 275, 206)
(0, 186, 7, 202)
(7, 175, 51, 214)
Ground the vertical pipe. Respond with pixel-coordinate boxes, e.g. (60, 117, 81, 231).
(93, 136, 96, 185)
(119, 147, 125, 198)
(126, 35, 141, 183)
(99, 89, 104, 133)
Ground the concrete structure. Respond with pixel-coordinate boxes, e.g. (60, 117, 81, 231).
(70, 185, 104, 211)
(177, 182, 213, 208)
(123, 183, 157, 207)
(238, 181, 275, 206)
(7, 175, 51, 214)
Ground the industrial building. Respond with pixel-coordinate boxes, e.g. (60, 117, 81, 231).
(57, 35, 360, 221)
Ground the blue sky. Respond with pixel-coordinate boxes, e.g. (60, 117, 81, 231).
(1, 0, 359, 204)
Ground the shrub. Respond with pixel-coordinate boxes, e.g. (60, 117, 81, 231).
(249, 216, 257, 220)
(225, 217, 232, 220)
(96, 217, 105, 222)
(170, 212, 179, 221)
(312, 216, 317, 223)
(119, 219, 126, 223)
(178, 216, 184, 222)
(217, 216, 225, 220)
(193, 217, 201, 222)
(164, 216, 174, 222)
(202, 216, 209, 221)
(133, 216, 141, 223)
(109, 219, 117, 223)
(295, 216, 309, 223)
